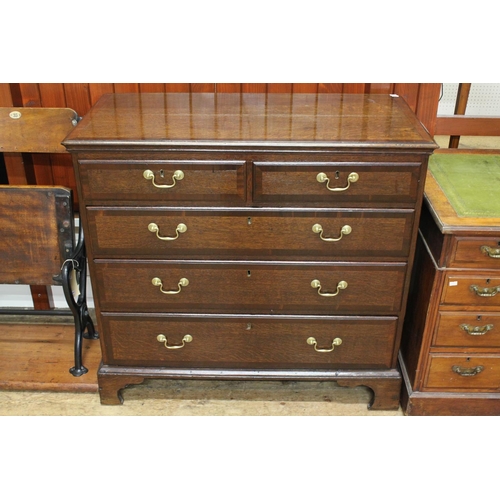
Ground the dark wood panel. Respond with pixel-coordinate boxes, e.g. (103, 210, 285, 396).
(89, 83, 115, 105)
(86, 207, 414, 260)
(93, 261, 407, 315)
(102, 314, 398, 369)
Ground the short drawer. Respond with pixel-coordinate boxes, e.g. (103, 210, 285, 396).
(434, 312, 500, 348)
(77, 159, 246, 204)
(253, 161, 421, 206)
(100, 314, 398, 369)
(87, 207, 414, 260)
(93, 261, 407, 315)
(441, 274, 500, 308)
(425, 354, 500, 391)
(450, 236, 500, 269)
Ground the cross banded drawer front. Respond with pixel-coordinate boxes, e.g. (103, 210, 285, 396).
(93, 261, 407, 314)
(86, 208, 414, 260)
(253, 161, 421, 206)
(77, 159, 246, 204)
(101, 315, 398, 369)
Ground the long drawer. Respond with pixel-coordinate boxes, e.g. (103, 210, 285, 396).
(425, 354, 500, 391)
(253, 161, 421, 206)
(433, 312, 500, 348)
(77, 159, 246, 204)
(93, 261, 407, 314)
(100, 314, 398, 369)
(86, 208, 414, 260)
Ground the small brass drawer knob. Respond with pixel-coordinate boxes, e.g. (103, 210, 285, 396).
(460, 323, 494, 336)
(452, 365, 484, 377)
(157, 334, 192, 349)
(312, 223, 352, 242)
(311, 279, 347, 297)
(480, 246, 500, 259)
(307, 336, 342, 353)
(143, 169, 184, 189)
(148, 222, 187, 241)
(152, 277, 189, 294)
(316, 172, 359, 192)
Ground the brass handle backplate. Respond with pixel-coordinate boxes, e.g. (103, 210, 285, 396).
(316, 172, 359, 192)
(307, 337, 342, 353)
(480, 246, 500, 259)
(452, 365, 484, 377)
(311, 279, 347, 297)
(312, 223, 352, 242)
(148, 222, 187, 241)
(157, 334, 192, 349)
(460, 323, 494, 336)
(152, 277, 189, 294)
(143, 169, 184, 188)
(469, 284, 500, 297)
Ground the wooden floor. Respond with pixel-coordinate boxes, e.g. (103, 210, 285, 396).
(0, 319, 100, 393)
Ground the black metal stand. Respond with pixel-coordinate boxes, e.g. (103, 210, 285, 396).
(60, 224, 99, 376)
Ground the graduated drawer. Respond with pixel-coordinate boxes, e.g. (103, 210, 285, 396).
(77, 159, 246, 204)
(441, 274, 500, 308)
(433, 312, 500, 348)
(93, 261, 407, 315)
(425, 354, 500, 391)
(100, 314, 398, 369)
(86, 207, 414, 260)
(449, 236, 500, 269)
(253, 161, 421, 206)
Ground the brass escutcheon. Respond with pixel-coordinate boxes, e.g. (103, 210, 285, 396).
(143, 169, 184, 188)
(307, 336, 342, 353)
(316, 172, 359, 192)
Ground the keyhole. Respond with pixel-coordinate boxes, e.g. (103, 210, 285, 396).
(466, 357, 471, 362)
(335, 170, 340, 179)
(247, 217, 252, 225)
(477, 315, 482, 321)
(247, 270, 251, 277)
(246, 323, 252, 330)
(159, 169, 165, 178)
(486, 278, 491, 284)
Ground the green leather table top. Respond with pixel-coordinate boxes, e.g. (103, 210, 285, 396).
(428, 154, 500, 217)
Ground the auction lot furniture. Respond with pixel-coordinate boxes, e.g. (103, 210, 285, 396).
(400, 153, 500, 415)
(63, 92, 436, 406)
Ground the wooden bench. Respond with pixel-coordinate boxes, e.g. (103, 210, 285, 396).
(0, 107, 98, 376)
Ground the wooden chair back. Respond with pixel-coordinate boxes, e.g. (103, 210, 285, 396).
(0, 185, 74, 286)
(0, 107, 79, 153)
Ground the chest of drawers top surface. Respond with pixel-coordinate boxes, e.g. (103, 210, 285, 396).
(63, 92, 435, 150)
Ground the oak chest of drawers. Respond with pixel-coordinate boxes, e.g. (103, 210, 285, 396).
(400, 154, 500, 415)
(63, 92, 436, 407)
